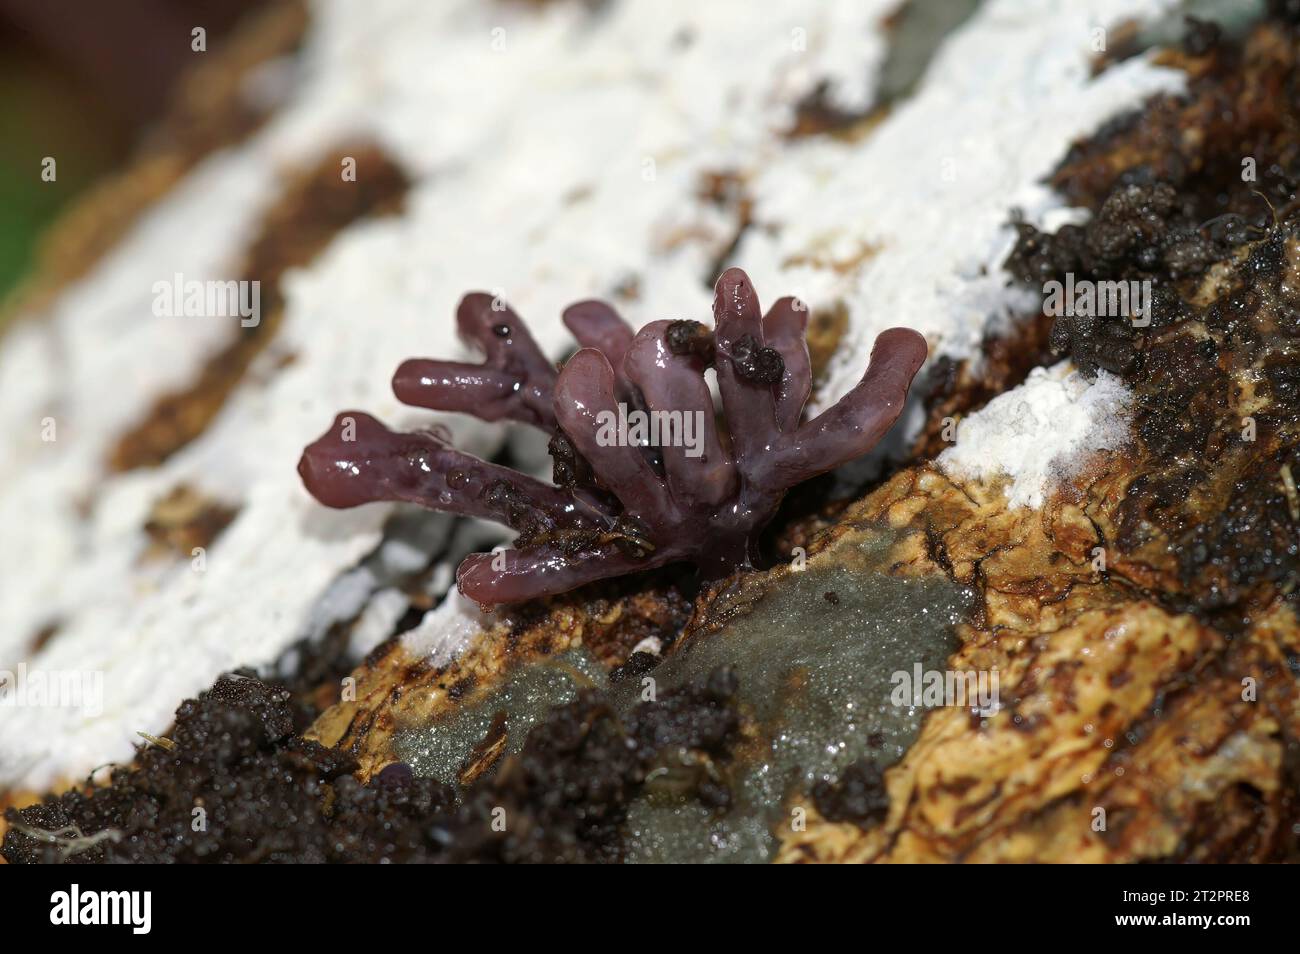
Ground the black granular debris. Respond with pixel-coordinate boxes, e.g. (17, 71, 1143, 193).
(665, 319, 715, 361)
(625, 664, 741, 811)
(4, 662, 746, 864)
(812, 757, 890, 829)
(609, 650, 660, 684)
(547, 431, 592, 489)
(730, 333, 785, 384)
(445, 664, 742, 861)
(1006, 182, 1229, 378)
(627, 664, 740, 755)
(2, 674, 456, 864)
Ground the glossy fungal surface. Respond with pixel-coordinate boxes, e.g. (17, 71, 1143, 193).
(299, 268, 927, 604)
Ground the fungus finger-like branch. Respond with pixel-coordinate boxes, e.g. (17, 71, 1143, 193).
(774, 327, 927, 485)
(623, 320, 734, 508)
(392, 360, 535, 424)
(394, 291, 559, 430)
(712, 267, 779, 461)
(298, 411, 584, 533)
(457, 542, 674, 604)
(563, 300, 635, 373)
(762, 296, 811, 433)
(455, 292, 554, 376)
(554, 348, 672, 518)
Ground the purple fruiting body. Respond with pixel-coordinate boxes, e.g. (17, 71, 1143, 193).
(299, 268, 927, 604)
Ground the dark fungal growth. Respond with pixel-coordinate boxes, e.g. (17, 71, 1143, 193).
(299, 268, 927, 604)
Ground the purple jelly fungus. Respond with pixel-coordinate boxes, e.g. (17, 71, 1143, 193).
(298, 268, 927, 605)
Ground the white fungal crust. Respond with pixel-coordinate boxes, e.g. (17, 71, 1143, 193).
(938, 362, 1134, 509)
(0, 0, 1179, 791)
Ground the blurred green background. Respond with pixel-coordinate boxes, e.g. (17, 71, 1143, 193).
(0, 0, 264, 302)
